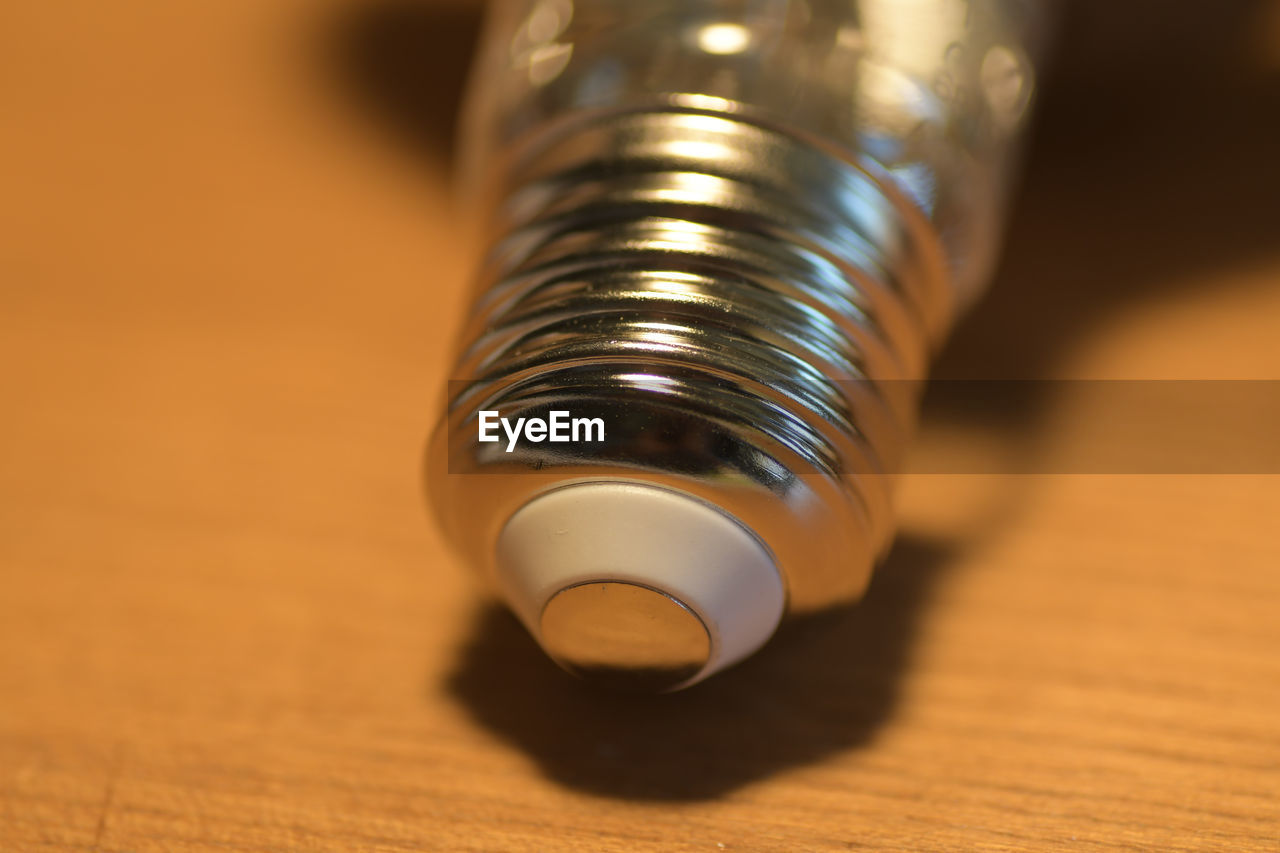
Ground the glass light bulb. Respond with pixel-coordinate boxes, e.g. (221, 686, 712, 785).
(430, 0, 1045, 690)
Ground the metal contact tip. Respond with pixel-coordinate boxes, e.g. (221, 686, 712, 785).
(492, 482, 785, 690)
(540, 581, 712, 692)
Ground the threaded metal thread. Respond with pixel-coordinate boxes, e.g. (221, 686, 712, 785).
(433, 108, 952, 613)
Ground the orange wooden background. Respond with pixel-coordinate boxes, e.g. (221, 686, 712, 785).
(2, 1, 1278, 849)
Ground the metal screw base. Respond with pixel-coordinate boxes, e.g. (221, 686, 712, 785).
(431, 106, 950, 625)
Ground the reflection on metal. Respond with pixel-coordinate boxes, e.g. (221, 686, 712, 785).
(540, 581, 711, 691)
(511, 0, 575, 86)
(981, 44, 1032, 128)
(694, 22, 752, 56)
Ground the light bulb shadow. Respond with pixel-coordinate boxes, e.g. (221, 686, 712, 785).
(928, 0, 1280, 451)
(444, 533, 952, 800)
(326, 0, 482, 168)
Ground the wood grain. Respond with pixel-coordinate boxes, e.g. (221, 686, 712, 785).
(2, 1, 1278, 849)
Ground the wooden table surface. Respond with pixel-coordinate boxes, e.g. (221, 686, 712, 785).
(3, 1, 1279, 849)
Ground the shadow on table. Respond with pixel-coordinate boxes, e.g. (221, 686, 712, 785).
(326, 0, 481, 166)
(446, 534, 950, 800)
(322, 0, 1280, 799)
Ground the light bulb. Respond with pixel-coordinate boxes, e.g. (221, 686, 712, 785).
(429, 0, 1044, 690)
